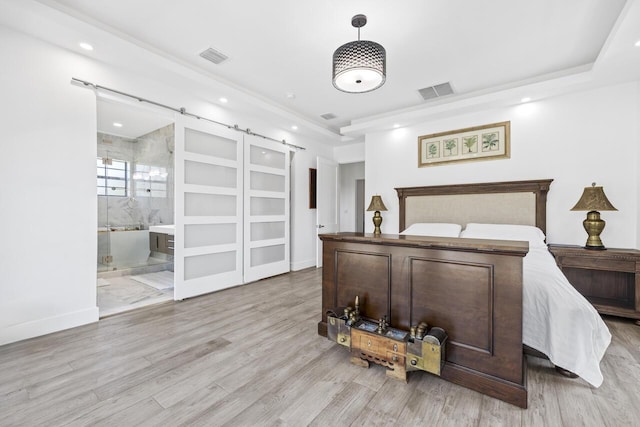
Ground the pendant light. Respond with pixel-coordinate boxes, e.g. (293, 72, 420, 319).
(332, 14, 386, 93)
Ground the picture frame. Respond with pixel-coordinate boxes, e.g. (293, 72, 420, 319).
(418, 121, 510, 167)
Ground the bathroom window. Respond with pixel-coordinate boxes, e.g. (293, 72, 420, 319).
(133, 164, 168, 198)
(97, 157, 128, 197)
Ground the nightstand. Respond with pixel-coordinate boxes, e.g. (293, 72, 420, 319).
(548, 244, 640, 325)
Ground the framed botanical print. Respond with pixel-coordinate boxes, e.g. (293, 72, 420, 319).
(418, 121, 510, 167)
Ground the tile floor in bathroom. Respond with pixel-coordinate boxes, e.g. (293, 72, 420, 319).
(97, 270, 174, 317)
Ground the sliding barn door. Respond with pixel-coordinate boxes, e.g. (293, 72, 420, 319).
(243, 135, 290, 283)
(174, 116, 244, 300)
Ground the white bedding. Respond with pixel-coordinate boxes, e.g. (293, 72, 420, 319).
(404, 223, 612, 387)
(400, 222, 462, 238)
(522, 246, 611, 387)
(455, 224, 611, 387)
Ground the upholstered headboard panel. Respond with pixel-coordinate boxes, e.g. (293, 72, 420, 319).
(395, 179, 553, 234)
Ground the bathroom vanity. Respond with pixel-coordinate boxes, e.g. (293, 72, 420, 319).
(149, 225, 174, 255)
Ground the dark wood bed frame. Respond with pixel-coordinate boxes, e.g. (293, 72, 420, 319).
(318, 179, 553, 408)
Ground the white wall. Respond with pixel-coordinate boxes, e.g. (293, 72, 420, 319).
(0, 24, 334, 344)
(339, 162, 365, 232)
(334, 142, 365, 164)
(365, 82, 640, 249)
(0, 26, 99, 345)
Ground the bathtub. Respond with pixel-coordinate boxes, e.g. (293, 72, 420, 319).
(97, 229, 150, 268)
(149, 224, 175, 235)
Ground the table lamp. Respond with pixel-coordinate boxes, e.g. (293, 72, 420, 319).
(570, 182, 617, 250)
(367, 195, 388, 235)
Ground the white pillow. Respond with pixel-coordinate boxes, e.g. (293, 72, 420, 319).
(460, 223, 547, 248)
(400, 223, 462, 238)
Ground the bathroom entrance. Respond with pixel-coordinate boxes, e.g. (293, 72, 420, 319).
(96, 98, 175, 317)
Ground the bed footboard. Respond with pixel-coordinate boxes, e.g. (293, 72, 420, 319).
(318, 232, 529, 408)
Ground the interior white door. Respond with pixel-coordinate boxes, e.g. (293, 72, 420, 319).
(243, 135, 290, 282)
(316, 157, 339, 267)
(174, 115, 243, 300)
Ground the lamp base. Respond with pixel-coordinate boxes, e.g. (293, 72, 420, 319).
(582, 211, 606, 250)
(372, 210, 382, 235)
(584, 245, 607, 251)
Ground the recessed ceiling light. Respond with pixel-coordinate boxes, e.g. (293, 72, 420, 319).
(521, 97, 531, 103)
(113, 122, 123, 128)
(79, 42, 93, 51)
(291, 125, 298, 130)
(393, 123, 400, 128)
(219, 97, 228, 103)
(286, 92, 296, 100)
(635, 40, 640, 47)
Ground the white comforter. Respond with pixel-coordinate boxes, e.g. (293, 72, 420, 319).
(523, 247, 611, 387)
(409, 222, 612, 386)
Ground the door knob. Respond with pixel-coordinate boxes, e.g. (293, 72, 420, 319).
(318, 224, 325, 228)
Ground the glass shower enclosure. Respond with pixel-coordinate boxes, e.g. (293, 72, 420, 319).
(97, 123, 175, 273)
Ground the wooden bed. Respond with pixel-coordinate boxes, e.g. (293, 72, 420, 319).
(318, 179, 553, 408)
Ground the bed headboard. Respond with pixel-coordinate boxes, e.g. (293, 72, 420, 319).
(395, 179, 553, 234)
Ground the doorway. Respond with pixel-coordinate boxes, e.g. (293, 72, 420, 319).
(356, 179, 365, 233)
(338, 162, 365, 232)
(316, 161, 364, 267)
(96, 98, 176, 317)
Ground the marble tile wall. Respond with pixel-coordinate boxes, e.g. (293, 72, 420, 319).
(97, 123, 175, 230)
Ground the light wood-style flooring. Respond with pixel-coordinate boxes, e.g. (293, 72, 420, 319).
(1, 267, 639, 426)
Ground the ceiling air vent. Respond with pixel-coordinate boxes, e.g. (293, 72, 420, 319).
(321, 113, 337, 120)
(199, 47, 228, 65)
(418, 82, 454, 100)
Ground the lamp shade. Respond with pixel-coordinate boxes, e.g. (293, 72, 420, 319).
(333, 40, 386, 93)
(570, 184, 617, 212)
(367, 195, 387, 212)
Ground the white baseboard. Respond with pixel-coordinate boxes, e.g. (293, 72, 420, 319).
(0, 306, 99, 346)
(290, 258, 317, 271)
